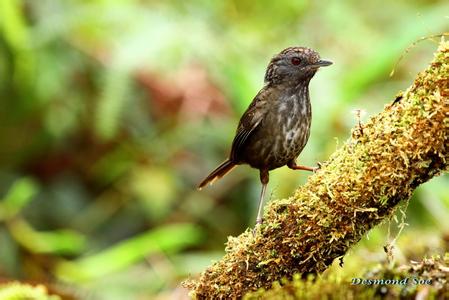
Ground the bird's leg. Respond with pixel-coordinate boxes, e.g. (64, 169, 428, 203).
(253, 169, 269, 235)
(255, 182, 267, 225)
(287, 160, 319, 172)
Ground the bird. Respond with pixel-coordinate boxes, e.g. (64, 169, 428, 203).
(198, 46, 332, 227)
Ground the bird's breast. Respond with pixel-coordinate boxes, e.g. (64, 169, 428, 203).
(276, 94, 311, 152)
(242, 92, 312, 170)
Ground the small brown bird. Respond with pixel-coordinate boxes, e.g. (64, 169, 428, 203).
(198, 47, 332, 226)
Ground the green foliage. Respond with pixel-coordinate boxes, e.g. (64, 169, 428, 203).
(56, 223, 203, 282)
(0, 0, 449, 298)
(0, 178, 37, 220)
(8, 219, 86, 255)
(96, 69, 130, 140)
(0, 282, 60, 300)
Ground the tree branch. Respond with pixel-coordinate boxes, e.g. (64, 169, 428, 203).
(185, 40, 449, 299)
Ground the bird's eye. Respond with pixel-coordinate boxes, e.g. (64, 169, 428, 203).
(291, 57, 301, 65)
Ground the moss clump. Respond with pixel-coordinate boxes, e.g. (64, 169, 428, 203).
(0, 281, 61, 300)
(244, 254, 449, 300)
(184, 40, 449, 299)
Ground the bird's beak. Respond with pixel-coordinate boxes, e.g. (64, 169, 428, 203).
(310, 59, 333, 68)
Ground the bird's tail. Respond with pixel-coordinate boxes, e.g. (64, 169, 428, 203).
(198, 159, 236, 190)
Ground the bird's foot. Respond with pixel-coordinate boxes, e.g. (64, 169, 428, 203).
(288, 162, 316, 172)
(252, 218, 264, 236)
(313, 162, 323, 173)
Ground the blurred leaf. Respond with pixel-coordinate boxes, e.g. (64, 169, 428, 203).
(55, 223, 203, 282)
(131, 166, 177, 221)
(0, 0, 35, 94)
(8, 218, 86, 255)
(171, 251, 223, 275)
(0, 0, 27, 50)
(340, 3, 449, 103)
(90, 145, 135, 185)
(95, 68, 131, 140)
(417, 176, 449, 229)
(0, 177, 38, 220)
(221, 55, 258, 113)
(0, 228, 19, 276)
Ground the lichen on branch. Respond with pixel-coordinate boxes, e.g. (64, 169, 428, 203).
(184, 40, 449, 299)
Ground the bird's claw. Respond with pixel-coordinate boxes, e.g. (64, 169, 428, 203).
(252, 218, 264, 236)
(313, 162, 323, 173)
(252, 227, 257, 237)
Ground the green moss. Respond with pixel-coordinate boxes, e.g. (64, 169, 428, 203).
(0, 282, 61, 300)
(244, 254, 449, 300)
(184, 40, 449, 299)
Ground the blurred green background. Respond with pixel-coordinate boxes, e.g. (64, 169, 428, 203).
(0, 0, 448, 299)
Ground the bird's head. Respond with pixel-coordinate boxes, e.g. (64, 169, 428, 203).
(264, 47, 332, 85)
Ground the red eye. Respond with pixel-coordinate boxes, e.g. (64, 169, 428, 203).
(291, 57, 301, 65)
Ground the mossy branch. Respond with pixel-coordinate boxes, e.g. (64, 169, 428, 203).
(185, 40, 449, 299)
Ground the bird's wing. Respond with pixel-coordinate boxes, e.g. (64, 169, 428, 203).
(230, 87, 270, 161)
